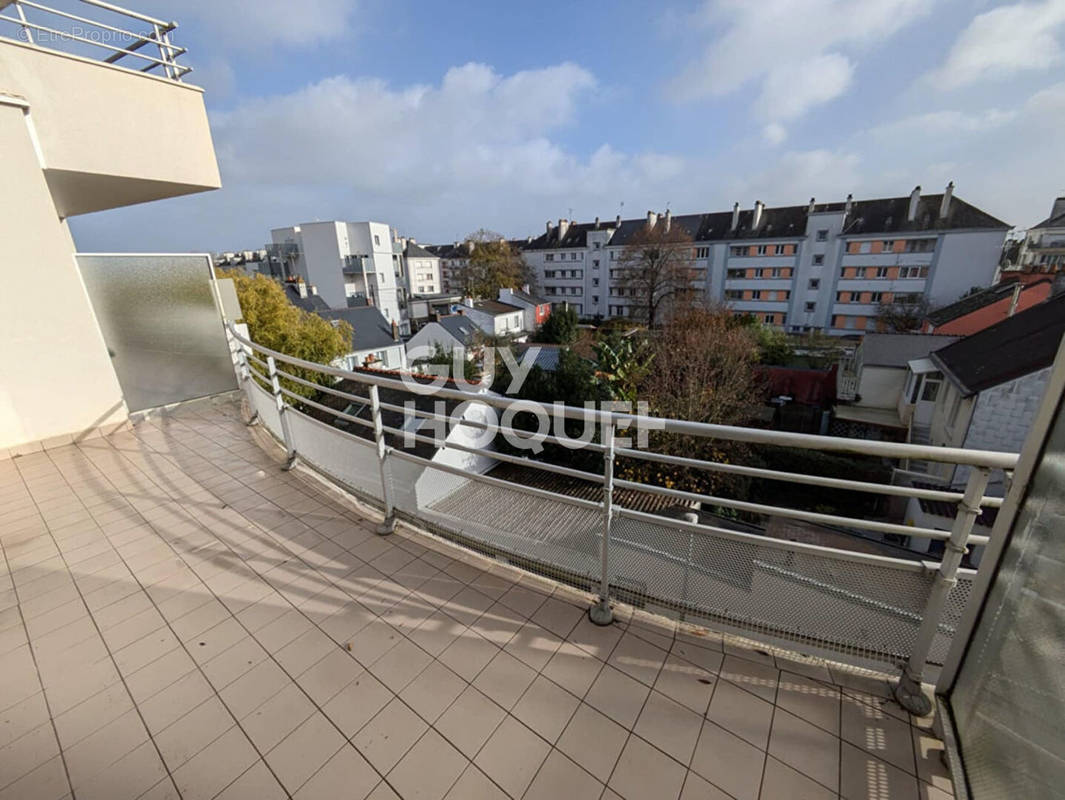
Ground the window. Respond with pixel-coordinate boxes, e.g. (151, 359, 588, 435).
(570, 252, 577, 261)
(730, 246, 746, 256)
(751, 290, 763, 299)
(770, 268, 782, 278)
(593, 259, 600, 267)
(727, 269, 744, 279)
(906, 239, 935, 253)
(545, 254, 554, 262)
(875, 266, 889, 278)
(882, 240, 894, 251)
(816, 229, 828, 241)
(774, 244, 785, 255)
(808, 278, 820, 290)
(868, 291, 883, 303)
(899, 265, 928, 279)
(756, 245, 767, 255)
(763, 314, 775, 324)
(813, 254, 824, 265)
(921, 379, 941, 402)
(725, 290, 743, 300)
(592, 295, 599, 303)
(754, 268, 764, 278)
(594, 241, 601, 249)
(695, 247, 710, 258)
(592, 278, 599, 287)
(805, 302, 816, 312)
(373, 234, 381, 245)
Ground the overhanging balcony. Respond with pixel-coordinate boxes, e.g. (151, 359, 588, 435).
(0, 0, 220, 216)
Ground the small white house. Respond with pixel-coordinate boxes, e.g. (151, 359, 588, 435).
(317, 305, 407, 371)
(461, 298, 525, 339)
(404, 314, 479, 363)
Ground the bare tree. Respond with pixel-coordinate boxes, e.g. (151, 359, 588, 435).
(453, 229, 536, 298)
(615, 219, 697, 328)
(876, 295, 930, 332)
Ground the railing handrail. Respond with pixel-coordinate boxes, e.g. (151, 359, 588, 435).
(1, 0, 189, 80)
(227, 322, 1019, 470)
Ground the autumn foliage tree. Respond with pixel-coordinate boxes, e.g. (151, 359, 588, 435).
(219, 269, 352, 398)
(454, 229, 535, 298)
(617, 306, 763, 495)
(615, 218, 697, 328)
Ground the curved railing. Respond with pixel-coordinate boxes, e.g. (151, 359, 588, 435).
(227, 323, 1018, 706)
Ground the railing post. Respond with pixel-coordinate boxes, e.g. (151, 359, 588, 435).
(679, 510, 698, 622)
(266, 355, 297, 471)
(895, 465, 991, 715)
(234, 343, 259, 426)
(13, 1, 34, 43)
(589, 421, 615, 626)
(369, 385, 397, 535)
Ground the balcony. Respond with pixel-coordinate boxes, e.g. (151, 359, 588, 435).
(1, 394, 959, 800)
(0, 0, 220, 215)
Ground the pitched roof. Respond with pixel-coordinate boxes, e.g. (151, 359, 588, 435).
(925, 282, 1050, 326)
(931, 293, 1065, 394)
(523, 192, 1008, 250)
(861, 333, 960, 367)
(316, 306, 398, 352)
(504, 288, 549, 306)
(404, 242, 437, 259)
(437, 314, 479, 345)
(284, 283, 331, 312)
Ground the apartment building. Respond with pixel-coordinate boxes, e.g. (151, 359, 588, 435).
(269, 221, 405, 330)
(400, 240, 443, 295)
(1002, 196, 1065, 279)
(425, 241, 473, 293)
(522, 184, 1008, 334)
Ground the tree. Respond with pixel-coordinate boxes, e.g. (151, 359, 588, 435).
(413, 343, 478, 382)
(876, 295, 930, 332)
(454, 229, 535, 298)
(735, 314, 795, 365)
(534, 304, 578, 344)
(617, 306, 763, 495)
(593, 332, 655, 404)
(219, 270, 352, 398)
(615, 219, 697, 328)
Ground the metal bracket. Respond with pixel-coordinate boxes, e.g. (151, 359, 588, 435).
(281, 453, 298, 472)
(588, 598, 613, 626)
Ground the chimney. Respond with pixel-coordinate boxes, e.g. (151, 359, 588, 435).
(647, 210, 658, 227)
(546, 221, 552, 235)
(1052, 197, 1065, 221)
(730, 202, 740, 231)
(558, 218, 570, 239)
(297, 280, 308, 298)
(808, 197, 816, 214)
(939, 181, 955, 218)
(310, 284, 318, 296)
(391, 320, 399, 341)
(594, 216, 600, 230)
(844, 193, 853, 215)
(664, 209, 672, 232)
(751, 200, 764, 230)
(465, 240, 474, 254)
(1007, 282, 1023, 317)
(615, 214, 621, 226)
(908, 185, 921, 222)
(463, 296, 474, 308)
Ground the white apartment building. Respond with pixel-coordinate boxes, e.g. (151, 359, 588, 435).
(521, 185, 1009, 334)
(269, 221, 404, 330)
(1007, 196, 1065, 275)
(401, 240, 443, 295)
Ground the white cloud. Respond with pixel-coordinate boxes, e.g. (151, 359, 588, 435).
(759, 54, 854, 121)
(929, 0, 1065, 89)
(869, 108, 1017, 139)
(668, 0, 933, 124)
(762, 123, 788, 145)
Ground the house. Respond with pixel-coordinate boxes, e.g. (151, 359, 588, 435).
(406, 293, 466, 332)
(461, 298, 526, 339)
(832, 333, 959, 440)
(499, 287, 552, 331)
(921, 279, 1054, 335)
(316, 306, 406, 371)
(402, 240, 443, 295)
(905, 293, 1065, 495)
(283, 278, 330, 312)
(404, 314, 480, 362)
(1001, 196, 1065, 278)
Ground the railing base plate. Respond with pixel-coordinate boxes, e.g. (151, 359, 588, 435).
(376, 517, 397, 536)
(893, 672, 933, 716)
(588, 599, 613, 626)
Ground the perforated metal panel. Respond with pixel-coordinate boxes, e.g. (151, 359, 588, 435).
(246, 379, 282, 442)
(285, 408, 383, 499)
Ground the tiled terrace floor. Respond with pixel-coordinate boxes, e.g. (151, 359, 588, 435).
(1, 397, 955, 800)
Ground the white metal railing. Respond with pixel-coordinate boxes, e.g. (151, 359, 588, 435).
(228, 324, 1018, 715)
(0, 0, 190, 80)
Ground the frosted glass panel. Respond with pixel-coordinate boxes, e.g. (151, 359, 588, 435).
(78, 254, 237, 411)
(949, 398, 1065, 799)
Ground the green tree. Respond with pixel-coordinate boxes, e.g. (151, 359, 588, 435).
(454, 229, 535, 298)
(534, 304, 578, 344)
(220, 270, 352, 398)
(593, 333, 655, 404)
(734, 315, 795, 365)
(414, 343, 478, 382)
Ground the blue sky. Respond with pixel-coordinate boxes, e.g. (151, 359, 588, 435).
(70, 0, 1065, 252)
